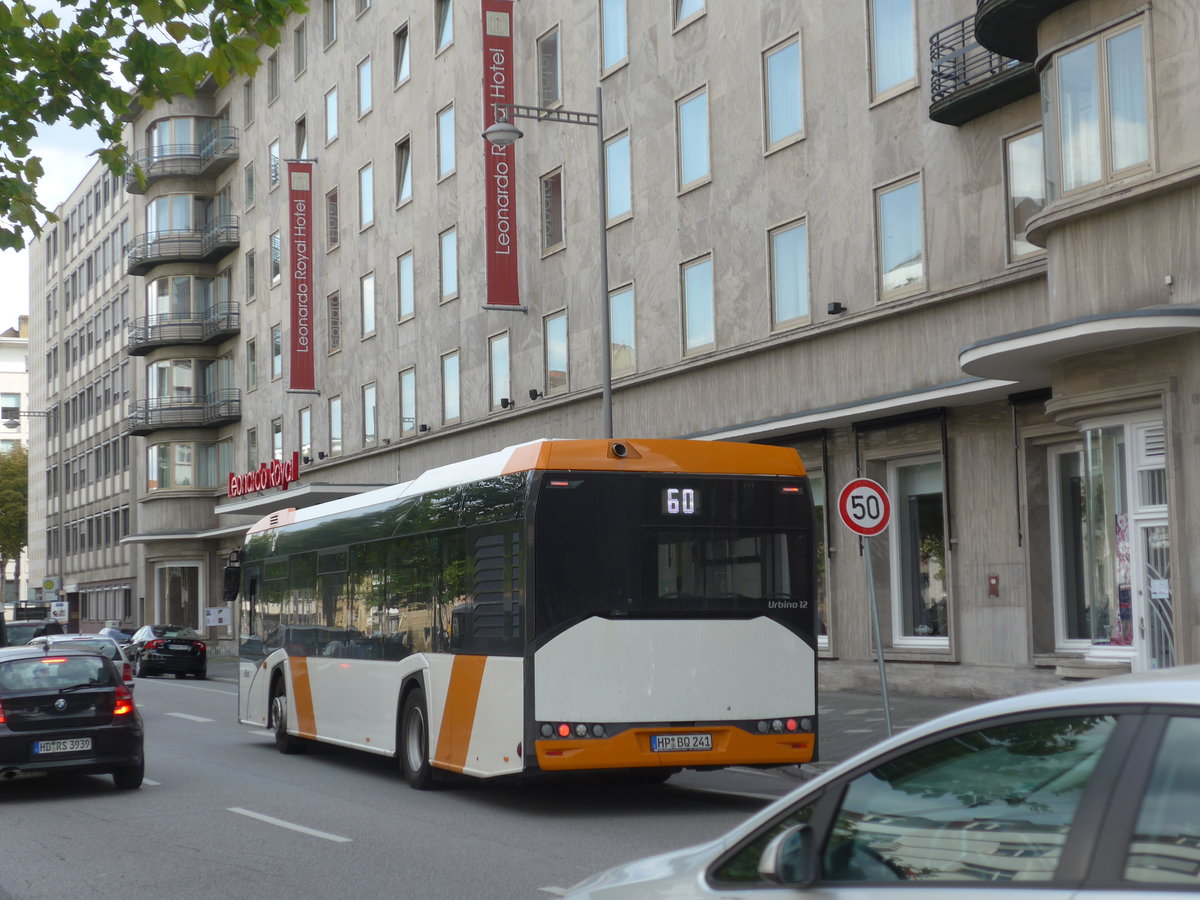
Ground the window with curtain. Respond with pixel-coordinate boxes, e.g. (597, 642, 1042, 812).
(870, 0, 916, 97)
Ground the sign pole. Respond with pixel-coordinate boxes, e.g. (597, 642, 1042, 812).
(837, 477, 895, 739)
(862, 537, 893, 738)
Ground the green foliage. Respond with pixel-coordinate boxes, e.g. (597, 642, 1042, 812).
(0, 444, 28, 567)
(0, 0, 307, 249)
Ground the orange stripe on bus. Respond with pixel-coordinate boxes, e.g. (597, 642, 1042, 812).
(535, 726, 814, 771)
(433, 655, 488, 772)
(500, 439, 806, 477)
(289, 657, 318, 739)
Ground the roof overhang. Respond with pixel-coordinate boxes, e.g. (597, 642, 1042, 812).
(688, 377, 1019, 442)
(214, 482, 390, 517)
(959, 307, 1200, 385)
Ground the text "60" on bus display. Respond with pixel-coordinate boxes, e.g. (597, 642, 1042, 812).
(662, 487, 700, 516)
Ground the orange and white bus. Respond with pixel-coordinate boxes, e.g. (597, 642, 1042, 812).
(235, 438, 818, 788)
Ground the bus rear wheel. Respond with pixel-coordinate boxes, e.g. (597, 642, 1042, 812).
(271, 681, 308, 755)
(400, 688, 436, 790)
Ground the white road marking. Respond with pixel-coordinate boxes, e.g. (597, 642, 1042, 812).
(845, 728, 873, 734)
(228, 807, 353, 843)
(672, 785, 781, 802)
(537, 888, 568, 897)
(728, 766, 783, 778)
(143, 778, 161, 786)
(166, 712, 214, 723)
(246, 729, 275, 738)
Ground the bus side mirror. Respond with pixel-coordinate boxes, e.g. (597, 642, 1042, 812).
(223, 566, 241, 604)
(758, 824, 818, 887)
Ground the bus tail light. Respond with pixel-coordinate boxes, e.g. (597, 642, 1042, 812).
(557, 723, 571, 738)
(541, 722, 608, 740)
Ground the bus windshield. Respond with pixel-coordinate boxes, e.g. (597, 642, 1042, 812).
(532, 472, 813, 639)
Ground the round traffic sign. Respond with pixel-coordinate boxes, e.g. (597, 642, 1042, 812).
(837, 478, 892, 537)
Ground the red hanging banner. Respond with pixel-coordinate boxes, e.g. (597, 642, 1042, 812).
(287, 160, 316, 390)
(482, 0, 520, 307)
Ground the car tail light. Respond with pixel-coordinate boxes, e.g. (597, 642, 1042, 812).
(0, 698, 5, 724)
(195, 641, 207, 653)
(113, 683, 135, 717)
(122, 662, 132, 683)
(43, 657, 68, 664)
(147, 639, 164, 650)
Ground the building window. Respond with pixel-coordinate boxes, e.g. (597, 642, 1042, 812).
(888, 456, 948, 644)
(326, 188, 339, 249)
(1045, 19, 1148, 199)
(610, 284, 635, 375)
(1049, 443, 1088, 649)
(271, 324, 282, 378)
(675, 0, 703, 27)
(243, 79, 254, 126)
(327, 291, 341, 352)
(435, 0, 453, 52)
(869, 0, 916, 98)
(323, 0, 337, 45)
(676, 88, 709, 190)
(246, 339, 257, 390)
(394, 24, 410, 86)
(544, 310, 568, 394)
(763, 35, 803, 149)
(357, 56, 372, 116)
(324, 87, 338, 143)
(489, 333, 510, 411)
(267, 51, 279, 102)
(540, 168, 564, 252)
(362, 382, 376, 443)
(329, 395, 342, 454)
(437, 104, 455, 179)
(358, 163, 374, 229)
(605, 132, 631, 222)
(244, 162, 255, 208)
(875, 176, 924, 298)
(269, 140, 280, 186)
(270, 230, 282, 283)
(294, 22, 307, 76)
(439, 226, 457, 300)
(601, 0, 627, 72)
(395, 137, 412, 205)
(295, 115, 308, 158)
(1005, 128, 1046, 261)
(441, 351, 459, 422)
(360, 271, 376, 336)
(299, 408, 311, 461)
(537, 26, 561, 107)
(681, 254, 714, 354)
(397, 250, 414, 320)
(770, 219, 809, 327)
(356, 0, 370, 14)
(399, 368, 416, 435)
(245, 250, 256, 299)
(246, 428, 257, 470)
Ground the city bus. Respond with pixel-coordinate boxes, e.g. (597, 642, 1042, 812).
(235, 438, 818, 788)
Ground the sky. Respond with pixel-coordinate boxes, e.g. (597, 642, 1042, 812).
(0, 119, 103, 332)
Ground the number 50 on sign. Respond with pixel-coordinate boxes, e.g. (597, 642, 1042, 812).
(837, 478, 892, 537)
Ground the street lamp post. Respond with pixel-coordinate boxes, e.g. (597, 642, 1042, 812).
(3, 409, 63, 612)
(483, 85, 613, 440)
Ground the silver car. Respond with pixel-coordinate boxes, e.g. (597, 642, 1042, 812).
(27, 633, 136, 694)
(564, 666, 1200, 898)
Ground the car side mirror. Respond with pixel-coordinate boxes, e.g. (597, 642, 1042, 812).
(757, 823, 818, 887)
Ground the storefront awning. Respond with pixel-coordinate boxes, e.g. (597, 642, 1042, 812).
(959, 306, 1200, 385)
(214, 482, 390, 517)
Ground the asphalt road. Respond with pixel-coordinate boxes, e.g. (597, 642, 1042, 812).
(0, 672, 805, 899)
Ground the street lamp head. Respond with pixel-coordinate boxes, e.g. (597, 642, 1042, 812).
(482, 120, 524, 147)
(2, 419, 18, 430)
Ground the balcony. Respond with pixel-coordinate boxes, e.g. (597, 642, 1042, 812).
(975, 0, 1075, 62)
(127, 303, 241, 356)
(127, 389, 242, 435)
(125, 216, 239, 276)
(929, 14, 1038, 126)
(125, 126, 240, 194)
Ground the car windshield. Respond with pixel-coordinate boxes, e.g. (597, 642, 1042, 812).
(150, 626, 202, 639)
(49, 639, 119, 660)
(6, 622, 58, 644)
(0, 656, 115, 691)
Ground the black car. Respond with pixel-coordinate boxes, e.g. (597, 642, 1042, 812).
(2, 619, 65, 648)
(0, 646, 144, 789)
(128, 625, 207, 679)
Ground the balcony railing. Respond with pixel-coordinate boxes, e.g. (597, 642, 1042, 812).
(127, 389, 242, 435)
(125, 126, 240, 193)
(929, 14, 1037, 126)
(125, 216, 240, 275)
(127, 303, 241, 355)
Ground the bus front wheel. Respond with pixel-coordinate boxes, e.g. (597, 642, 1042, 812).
(271, 681, 308, 755)
(400, 688, 436, 790)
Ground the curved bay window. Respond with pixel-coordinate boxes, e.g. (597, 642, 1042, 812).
(146, 439, 234, 491)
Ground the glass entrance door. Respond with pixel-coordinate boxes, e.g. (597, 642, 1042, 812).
(1138, 521, 1173, 670)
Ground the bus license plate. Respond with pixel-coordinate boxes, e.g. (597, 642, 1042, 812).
(651, 733, 712, 752)
(34, 738, 93, 755)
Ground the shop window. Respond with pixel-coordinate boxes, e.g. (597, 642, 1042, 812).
(888, 456, 948, 644)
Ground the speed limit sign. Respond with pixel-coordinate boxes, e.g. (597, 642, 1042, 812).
(838, 478, 892, 537)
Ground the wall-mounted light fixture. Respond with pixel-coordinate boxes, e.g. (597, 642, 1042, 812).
(827, 302, 847, 315)
(528, 389, 544, 401)
(302, 455, 312, 464)
(318, 451, 327, 459)
(500, 397, 515, 409)
(418, 424, 431, 433)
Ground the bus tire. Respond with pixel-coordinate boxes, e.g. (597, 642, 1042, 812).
(400, 688, 436, 790)
(271, 680, 308, 755)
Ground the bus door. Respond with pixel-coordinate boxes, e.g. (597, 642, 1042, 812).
(237, 564, 271, 726)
